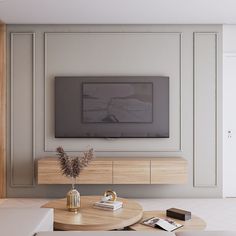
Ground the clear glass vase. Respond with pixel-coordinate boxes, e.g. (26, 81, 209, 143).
(66, 177, 80, 212)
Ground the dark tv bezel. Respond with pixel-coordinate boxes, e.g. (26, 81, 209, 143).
(55, 76, 169, 138)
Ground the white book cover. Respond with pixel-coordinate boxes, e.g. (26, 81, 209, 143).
(93, 204, 123, 211)
(94, 201, 123, 209)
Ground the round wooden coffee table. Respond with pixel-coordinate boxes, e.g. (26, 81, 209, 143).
(129, 211, 206, 232)
(42, 196, 143, 231)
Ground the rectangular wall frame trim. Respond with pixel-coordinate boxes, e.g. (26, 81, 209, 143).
(10, 32, 36, 187)
(193, 32, 218, 187)
(44, 32, 182, 153)
(0, 23, 6, 197)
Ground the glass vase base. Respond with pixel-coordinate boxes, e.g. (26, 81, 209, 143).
(66, 188, 80, 212)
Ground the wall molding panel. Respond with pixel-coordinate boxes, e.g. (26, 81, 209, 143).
(44, 32, 182, 153)
(193, 32, 218, 187)
(0, 23, 6, 197)
(10, 33, 36, 187)
(6, 25, 222, 198)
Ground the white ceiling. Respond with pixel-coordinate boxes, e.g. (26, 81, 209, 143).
(0, 0, 236, 24)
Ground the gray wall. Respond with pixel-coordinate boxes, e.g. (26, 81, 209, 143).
(6, 25, 222, 198)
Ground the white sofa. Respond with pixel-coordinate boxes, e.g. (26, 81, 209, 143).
(0, 208, 53, 236)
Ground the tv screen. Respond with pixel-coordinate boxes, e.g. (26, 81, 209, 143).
(82, 82, 153, 123)
(55, 76, 169, 138)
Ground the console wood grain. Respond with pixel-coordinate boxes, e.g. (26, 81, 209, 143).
(151, 158, 187, 184)
(37, 158, 112, 184)
(37, 157, 187, 185)
(78, 161, 112, 184)
(42, 196, 143, 231)
(113, 160, 150, 184)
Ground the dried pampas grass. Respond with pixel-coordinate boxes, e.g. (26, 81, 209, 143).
(56, 146, 95, 178)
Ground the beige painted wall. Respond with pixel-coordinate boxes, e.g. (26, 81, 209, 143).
(6, 25, 222, 198)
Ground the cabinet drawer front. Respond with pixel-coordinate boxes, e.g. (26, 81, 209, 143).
(78, 161, 112, 184)
(113, 160, 150, 184)
(37, 159, 70, 184)
(151, 159, 187, 184)
(37, 159, 112, 184)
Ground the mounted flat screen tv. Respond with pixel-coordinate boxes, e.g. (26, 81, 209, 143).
(55, 76, 169, 138)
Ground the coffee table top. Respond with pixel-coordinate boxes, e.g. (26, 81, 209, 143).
(129, 210, 206, 232)
(42, 196, 143, 231)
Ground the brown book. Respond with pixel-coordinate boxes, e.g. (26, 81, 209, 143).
(166, 208, 191, 221)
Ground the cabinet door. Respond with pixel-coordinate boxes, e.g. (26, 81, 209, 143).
(113, 160, 150, 184)
(78, 161, 112, 184)
(151, 158, 187, 184)
(37, 158, 70, 184)
(37, 158, 112, 184)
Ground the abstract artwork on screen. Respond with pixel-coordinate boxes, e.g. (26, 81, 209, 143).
(82, 83, 153, 123)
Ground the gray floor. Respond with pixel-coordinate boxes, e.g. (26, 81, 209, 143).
(0, 198, 236, 231)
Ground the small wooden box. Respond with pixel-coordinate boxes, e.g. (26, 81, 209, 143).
(166, 208, 191, 221)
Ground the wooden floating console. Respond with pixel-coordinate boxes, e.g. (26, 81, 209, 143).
(37, 157, 187, 185)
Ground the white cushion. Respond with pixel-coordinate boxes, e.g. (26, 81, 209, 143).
(0, 208, 53, 236)
(37, 231, 175, 236)
(176, 231, 236, 236)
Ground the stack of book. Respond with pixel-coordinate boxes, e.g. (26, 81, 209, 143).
(93, 201, 123, 211)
